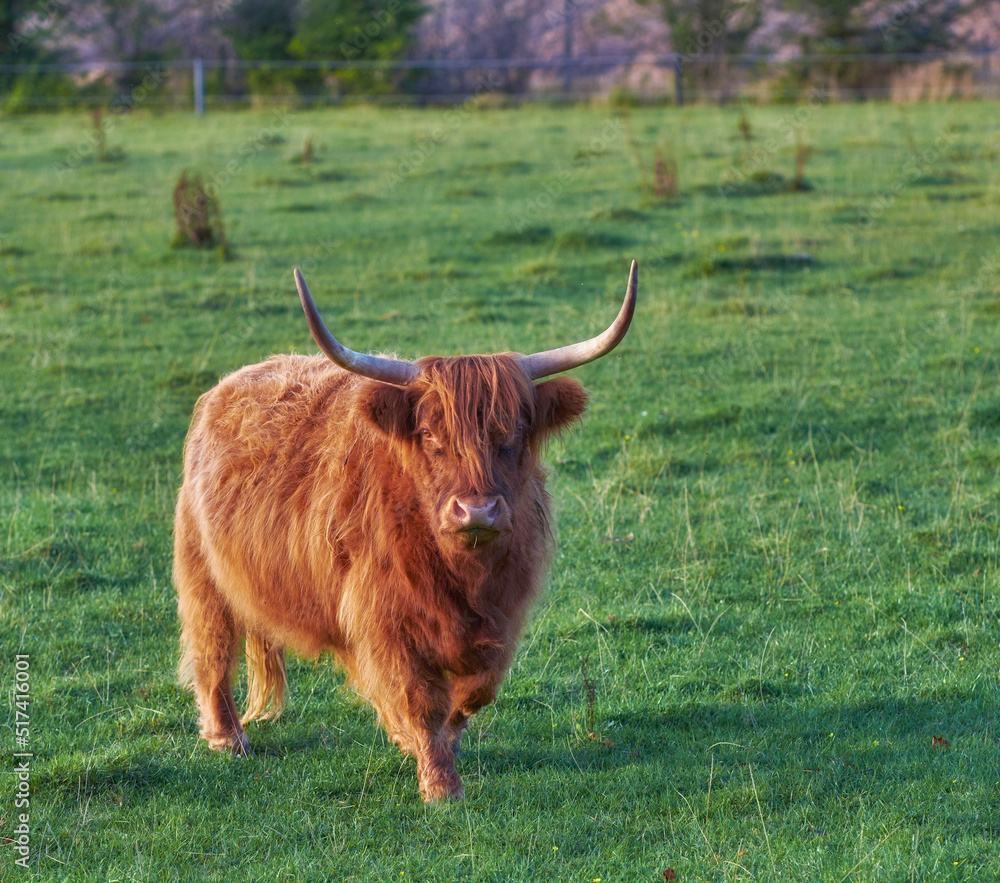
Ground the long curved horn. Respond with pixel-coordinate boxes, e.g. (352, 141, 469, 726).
(294, 268, 419, 386)
(517, 260, 637, 380)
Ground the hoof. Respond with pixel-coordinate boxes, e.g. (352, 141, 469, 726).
(419, 770, 465, 803)
(205, 730, 252, 757)
(231, 733, 253, 757)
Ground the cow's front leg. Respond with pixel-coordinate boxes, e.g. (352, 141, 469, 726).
(445, 668, 503, 759)
(351, 630, 465, 802)
(395, 667, 464, 802)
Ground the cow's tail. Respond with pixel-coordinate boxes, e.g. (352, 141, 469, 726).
(241, 633, 287, 724)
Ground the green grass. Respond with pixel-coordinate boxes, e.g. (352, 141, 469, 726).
(1, 100, 999, 881)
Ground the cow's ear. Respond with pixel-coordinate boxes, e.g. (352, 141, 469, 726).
(534, 377, 588, 436)
(360, 383, 415, 439)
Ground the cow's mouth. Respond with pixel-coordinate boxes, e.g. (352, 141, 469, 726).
(457, 526, 502, 547)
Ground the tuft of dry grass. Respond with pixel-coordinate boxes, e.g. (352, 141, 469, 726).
(171, 170, 228, 254)
(738, 112, 752, 142)
(791, 138, 811, 192)
(621, 106, 680, 200)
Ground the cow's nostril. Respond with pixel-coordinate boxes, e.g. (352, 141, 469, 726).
(453, 496, 501, 528)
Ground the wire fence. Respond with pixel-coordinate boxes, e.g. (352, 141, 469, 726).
(2, 51, 999, 111)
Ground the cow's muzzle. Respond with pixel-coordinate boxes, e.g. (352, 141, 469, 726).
(447, 495, 508, 547)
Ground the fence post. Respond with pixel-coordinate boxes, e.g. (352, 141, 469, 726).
(193, 58, 205, 115)
(674, 53, 683, 106)
(562, 0, 574, 97)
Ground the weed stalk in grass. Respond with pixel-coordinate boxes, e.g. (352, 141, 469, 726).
(580, 655, 597, 736)
(653, 147, 679, 198)
(738, 112, 752, 141)
(792, 137, 811, 192)
(621, 105, 680, 200)
(89, 108, 107, 162)
(294, 135, 315, 164)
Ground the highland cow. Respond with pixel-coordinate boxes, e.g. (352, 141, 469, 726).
(174, 261, 637, 801)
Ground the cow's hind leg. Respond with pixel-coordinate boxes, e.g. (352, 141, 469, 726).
(175, 513, 249, 756)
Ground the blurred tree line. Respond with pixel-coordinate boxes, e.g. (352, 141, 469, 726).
(645, 0, 996, 99)
(225, 0, 426, 96)
(0, 0, 427, 108)
(1, 0, 997, 109)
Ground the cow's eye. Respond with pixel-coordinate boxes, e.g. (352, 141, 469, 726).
(420, 428, 446, 457)
(498, 439, 518, 459)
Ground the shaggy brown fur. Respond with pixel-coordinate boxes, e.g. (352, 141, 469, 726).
(175, 352, 588, 801)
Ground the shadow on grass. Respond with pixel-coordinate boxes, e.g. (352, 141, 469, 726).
(36, 757, 191, 801)
(32, 689, 996, 833)
(463, 693, 996, 819)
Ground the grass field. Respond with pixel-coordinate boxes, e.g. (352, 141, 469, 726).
(1, 98, 999, 881)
